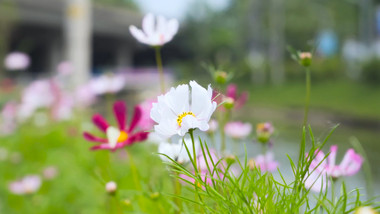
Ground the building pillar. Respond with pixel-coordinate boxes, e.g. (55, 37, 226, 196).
(48, 35, 63, 74)
(64, 0, 92, 87)
(116, 43, 132, 70)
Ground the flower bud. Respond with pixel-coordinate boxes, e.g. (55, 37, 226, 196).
(223, 97, 235, 109)
(248, 159, 256, 170)
(299, 52, 312, 67)
(225, 155, 236, 165)
(105, 181, 117, 195)
(123, 199, 132, 207)
(214, 71, 228, 84)
(354, 206, 378, 214)
(256, 122, 274, 144)
(150, 192, 160, 200)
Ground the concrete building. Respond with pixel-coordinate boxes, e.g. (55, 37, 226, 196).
(2, 0, 141, 80)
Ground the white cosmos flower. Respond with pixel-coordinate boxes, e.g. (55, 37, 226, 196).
(150, 81, 217, 139)
(158, 135, 200, 164)
(129, 13, 179, 46)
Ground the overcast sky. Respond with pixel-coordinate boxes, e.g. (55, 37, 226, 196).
(134, 0, 229, 19)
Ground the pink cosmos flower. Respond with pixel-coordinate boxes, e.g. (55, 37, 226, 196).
(17, 79, 57, 121)
(137, 98, 156, 131)
(179, 150, 226, 187)
(226, 84, 248, 110)
(51, 93, 74, 121)
(9, 175, 41, 195)
(129, 13, 179, 46)
(310, 145, 363, 178)
(0, 101, 18, 135)
(74, 83, 97, 107)
(305, 145, 363, 192)
(304, 169, 329, 192)
(253, 152, 279, 172)
(83, 101, 149, 151)
(224, 121, 252, 139)
(56, 61, 73, 76)
(4, 52, 30, 70)
(43, 166, 58, 180)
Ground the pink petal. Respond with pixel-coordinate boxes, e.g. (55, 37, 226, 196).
(92, 114, 109, 132)
(90, 142, 126, 151)
(83, 132, 107, 143)
(128, 106, 142, 132)
(328, 145, 338, 169)
(340, 149, 363, 176)
(127, 131, 149, 144)
(235, 91, 248, 109)
(226, 84, 237, 100)
(113, 101, 127, 130)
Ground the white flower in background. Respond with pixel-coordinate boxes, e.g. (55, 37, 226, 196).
(150, 81, 217, 139)
(9, 175, 42, 195)
(225, 121, 252, 139)
(4, 52, 30, 71)
(158, 135, 200, 164)
(129, 13, 179, 46)
(89, 74, 126, 95)
(208, 119, 218, 133)
(105, 181, 117, 194)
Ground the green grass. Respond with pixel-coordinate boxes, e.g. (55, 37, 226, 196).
(244, 80, 380, 120)
(0, 118, 175, 214)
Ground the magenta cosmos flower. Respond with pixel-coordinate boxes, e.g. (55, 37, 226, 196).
(83, 101, 149, 151)
(129, 13, 179, 47)
(226, 84, 248, 109)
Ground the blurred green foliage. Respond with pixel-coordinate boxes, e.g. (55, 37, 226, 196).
(0, 118, 174, 213)
(361, 58, 380, 85)
(176, 0, 359, 83)
(94, 0, 138, 9)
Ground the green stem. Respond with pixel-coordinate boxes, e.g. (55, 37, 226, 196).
(188, 129, 197, 173)
(173, 173, 182, 213)
(303, 68, 311, 126)
(155, 46, 165, 94)
(126, 148, 145, 211)
(126, 148, 141, 190)
(220, 109, 230, 153)
(188, 129, 204, 212)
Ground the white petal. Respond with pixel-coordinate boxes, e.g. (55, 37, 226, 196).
(156, 15, 167, 34)
(165, 84, 189, 114)
(129, 26, 148, 44)
(179, 115, 199, 136)
(106, 126, 120, 148)
(190, 81, 210, 116)
(164, 19, 179, 43)
(142, 13, 155, 37)
(154, 118, 177, 139)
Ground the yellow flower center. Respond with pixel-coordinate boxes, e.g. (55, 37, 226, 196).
(176, 111, 196, 127)
(117, 131, 128, 143)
